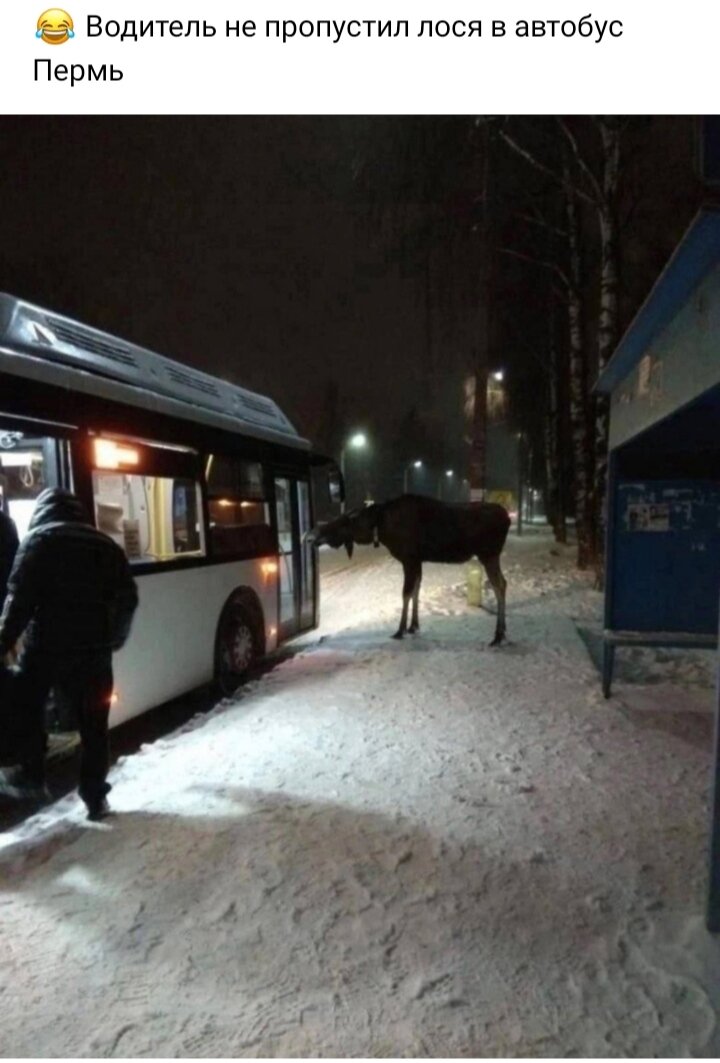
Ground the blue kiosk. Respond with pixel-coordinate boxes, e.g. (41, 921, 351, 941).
(596, 207, 720, 931)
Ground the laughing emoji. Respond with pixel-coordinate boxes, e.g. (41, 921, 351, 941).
(36, 9, 74, 44)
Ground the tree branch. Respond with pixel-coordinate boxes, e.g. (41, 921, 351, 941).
(499, 127, 596, 207)
(556, 118, 604, 206)
(514, 208, 568, 239)
(619, 185, 642, 234)
(498, 129, 563, 186)
(499, 246, 572, 291)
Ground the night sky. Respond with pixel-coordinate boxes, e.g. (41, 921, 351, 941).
(0, 118, 437, 442)
(0, 116, 700, 496)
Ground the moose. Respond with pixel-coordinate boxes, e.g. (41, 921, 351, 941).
(312, 494, 511, 644)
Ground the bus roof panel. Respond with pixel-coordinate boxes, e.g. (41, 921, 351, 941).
(0, 293, 308, 450)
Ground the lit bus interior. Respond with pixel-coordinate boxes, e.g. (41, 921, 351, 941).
(92, 470, 205, 563)
(91, 440, 276, 564)
(91, 437, 205, 564)
(0, 430, 67, 540)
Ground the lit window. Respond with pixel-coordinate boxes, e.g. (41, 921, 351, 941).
(0, 432, 70, 540)
(92, 471, 205, 563)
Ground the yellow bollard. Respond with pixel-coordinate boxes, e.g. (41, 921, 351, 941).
(466, 558, 484, 607)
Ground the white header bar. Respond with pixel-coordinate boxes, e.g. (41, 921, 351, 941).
(2, 0, 719, 114)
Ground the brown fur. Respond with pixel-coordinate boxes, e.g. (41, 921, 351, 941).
(314, 494, 510, 643)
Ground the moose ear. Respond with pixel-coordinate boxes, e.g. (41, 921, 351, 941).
(345, 540, 354, 559)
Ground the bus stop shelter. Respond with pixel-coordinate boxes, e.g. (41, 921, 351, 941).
(596, 207, 720, 931)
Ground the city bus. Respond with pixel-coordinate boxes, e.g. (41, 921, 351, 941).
(0, 294, 341, 727)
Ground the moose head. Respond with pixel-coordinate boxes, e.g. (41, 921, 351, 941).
(310, 504, 382, 558)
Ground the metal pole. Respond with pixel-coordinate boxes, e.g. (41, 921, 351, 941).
(403, 465, 409, 494)
(340, 447, 346, 514)
(707, 591, 720, 932)
(602, 450, 618, 698)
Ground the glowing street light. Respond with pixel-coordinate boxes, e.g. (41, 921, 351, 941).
(492, 369, 504, 382)
(439, 468, 455, 500)
(340, 431, 368, 477)
(340, 431, 369, 512)
(404, 459, 423, 493)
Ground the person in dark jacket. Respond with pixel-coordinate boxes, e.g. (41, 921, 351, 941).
(0, 487, 138, 819)
(0, 500, 20, 765)
(0, 503, 19, 609)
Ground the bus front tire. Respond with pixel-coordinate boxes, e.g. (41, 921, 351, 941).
(215, 604, 260, 696)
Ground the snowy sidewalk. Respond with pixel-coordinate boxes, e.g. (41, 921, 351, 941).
(1, 532, 719, 1056)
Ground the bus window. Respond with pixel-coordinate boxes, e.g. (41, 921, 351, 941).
(173, 480, 201, 554)
(207, 455, 265, 500)
(206, 454, 274, 557)
(92, 471, 205, 563)
(310, 459, 344, 524)
(0, 431, 70, 539)
(329, 469, 343, 505)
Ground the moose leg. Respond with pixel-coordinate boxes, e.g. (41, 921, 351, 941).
(482, 555, 507, 646)
(408, 564, 423, 634)
(393, 561, 421, 639)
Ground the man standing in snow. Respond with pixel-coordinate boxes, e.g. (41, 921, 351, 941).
(0, 487, 138, 819)
(0, 496, 20, 765)
(0, 498, 18, 608)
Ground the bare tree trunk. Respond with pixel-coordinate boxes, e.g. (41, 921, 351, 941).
(565, 177, 595, 569)
(423, 250, 435, 404)
(544, 404, 557, 529)
(468, 124, 494, 502)
(544, 335, 567, 543)
(498, 116, 628, 573)
(469, 359, 489, 499)
(593, 118, 621, 587)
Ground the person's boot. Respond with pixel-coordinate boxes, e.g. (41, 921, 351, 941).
(85, 796, 111, 822)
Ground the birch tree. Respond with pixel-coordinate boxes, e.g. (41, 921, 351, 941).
(499, 116, 627, 577)
(564, 173, 595, 567)
(560, 117, 622, 580)
(543, 298, 568, 545)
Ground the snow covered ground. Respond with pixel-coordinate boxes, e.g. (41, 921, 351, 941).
(1, 529, 719, 1057)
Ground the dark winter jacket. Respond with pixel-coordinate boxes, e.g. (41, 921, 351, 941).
(0, 488, 139, 661)
(0, 510, 19, 608)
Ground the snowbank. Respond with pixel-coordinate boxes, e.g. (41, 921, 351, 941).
(1, 530, 718, 1056)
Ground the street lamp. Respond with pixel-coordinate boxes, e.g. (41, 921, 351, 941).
(486, 368, 507, 424)
(439, 469, 454, 500)
(404, 459, 423, 493)
(340, 432, 368, 512)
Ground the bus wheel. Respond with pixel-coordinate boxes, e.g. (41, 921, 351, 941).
(215, 604, 259, 696)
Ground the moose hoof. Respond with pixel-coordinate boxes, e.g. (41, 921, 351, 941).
(391, 631, 405, 641)
(489, 632, 506, 648)
(408, 625, 419, 635)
